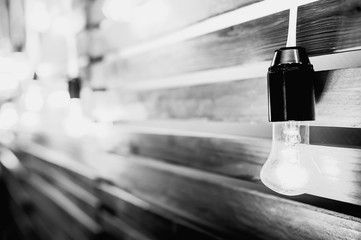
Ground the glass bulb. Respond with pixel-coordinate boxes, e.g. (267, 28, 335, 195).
(63, 99, 91, 138)
(260, 121, 317, 196)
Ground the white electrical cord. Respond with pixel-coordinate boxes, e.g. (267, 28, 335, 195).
(286, 0, 298, 47)
(63, 0, 80, 78)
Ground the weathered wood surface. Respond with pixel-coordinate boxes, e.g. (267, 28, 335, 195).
(98, 211, 155, 240)
(87, 0, 361, 84)
(93, 153, 361, 240)
(7, 139, 361, 239)
(97, 183, 222, 240)
(0, 153, 100, 240)
(20, 157, 99, 218)
(5, 143, 222, 240)
(83, 0, 261, 55)
(91, 67, 361, 127)
(94, 10, 288, 81)
(297, 0, 361, 55)
(24, 174, 99, 240)
(110, 131, 361, 206)
(122, 133, 268, 181)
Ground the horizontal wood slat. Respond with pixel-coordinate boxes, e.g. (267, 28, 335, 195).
(94, 10, 289, 81)
(91, 67, 361, 127)
(24, 175, 99, 240)
(122, 133, 268, 181)
(92, 153, 361, 240)
(111, 132, 361, 206)
(99, 211, 155, 240)
(1, 156, 100, 240)
(83, 0, 262, 55)
(21, 158, 99, 217)
(97, 183, 222, 240)
(13, 141, 97, 183)
(88, 0, 361, 85)
(297, 0, 361, 55)
(10, 141, 361, 238)
(30, 211, 68, 240)
(9, 143, 222, 240)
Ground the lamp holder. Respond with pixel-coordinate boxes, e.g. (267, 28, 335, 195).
(33, 72, 38, 81)
(268, 46, 315, 122)
(68, 77, 81, 99)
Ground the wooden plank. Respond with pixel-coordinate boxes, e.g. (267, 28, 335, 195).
(99, 211, 157, 240)
(29, 210, 70, 240)
(110, 131, 361, 206)
(297, 0, 361, 55)
(8, 200, 39, 240)
(96, 10, 289, 82)
(1, 150, 99, 239)
(88, 50, 361, 91)
(92, 154, 361, 240)
(84, 0, 261, 53)
(89, 0, 361, 83)
(14, 141, 361, 239)
(120, 133, 268, 181)
(89, 51, 361, 91)
(13, 140, 97, 183)
(21, 157, 99, 217)
(91, 67, 361, 127)
(3, 163, 92, 240)
(97, 183, 222, 240)
(24, 174, 101, 239)
(85, 0, 324, 58)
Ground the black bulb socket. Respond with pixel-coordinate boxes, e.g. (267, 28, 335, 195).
(68, 77, 81, 99)
(268, 46, 315, 122)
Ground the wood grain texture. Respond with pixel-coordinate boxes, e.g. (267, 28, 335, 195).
(94, 10, 288, 82)
(93, 154, 361, 240)
(121, 133, 268, 181)
(10, 141, 361, 238)
(30, 211, 69, 240)
(21, 157, 99, 218)
(88, 0, 361, 84)
(98, 211, 156, 240)
(1, 158, 98, 240)
(297, 0, 361, 55)
(8, 144, 221, 240)
(24, 174, 97, 240)
(83, 0, 261, 55)
(92, 67, 361, 127)
(97, 184, 222, 240)
(111, 132, 361, 206)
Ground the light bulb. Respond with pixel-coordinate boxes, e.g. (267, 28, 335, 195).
(63, 98, 91, 138)
(263, 46, 317, 195)
(47, 90, 70, 109)
(24, 83, 44, 112)
(260, 121, 318, 196)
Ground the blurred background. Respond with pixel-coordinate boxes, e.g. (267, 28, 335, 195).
(1, 0, 361, 239)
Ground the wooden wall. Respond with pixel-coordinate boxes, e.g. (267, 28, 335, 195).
(2, 0, 361, 239)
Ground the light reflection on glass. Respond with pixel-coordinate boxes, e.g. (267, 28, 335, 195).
(63, 98, 91, 138)
(47, 90, 70, 109)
